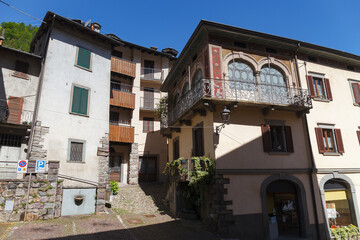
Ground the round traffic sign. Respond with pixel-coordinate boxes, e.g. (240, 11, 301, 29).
(19, 160, 27, 167)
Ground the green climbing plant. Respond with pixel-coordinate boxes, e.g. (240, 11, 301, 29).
(331, 224, 359, 240)
(163, 156, 214, 217)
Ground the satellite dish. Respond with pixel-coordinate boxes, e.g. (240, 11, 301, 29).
(84, 19, 91, 27)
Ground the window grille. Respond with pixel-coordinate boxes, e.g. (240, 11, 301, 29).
(69, 142, 83, 162)
(0, 134, 22, 147)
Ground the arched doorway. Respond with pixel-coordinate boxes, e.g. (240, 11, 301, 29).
(324, 179, 356, 228)
(266, 180, 300, 238)
(261, 175, 310, 240)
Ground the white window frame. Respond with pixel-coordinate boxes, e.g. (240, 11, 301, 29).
(310, 72, 328, 101)
(318, 124, 339, 154)
(349, 79, 360, 106)
(67, 139, 86, 163)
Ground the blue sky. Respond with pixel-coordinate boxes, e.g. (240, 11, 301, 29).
(1, 0, 360, 56)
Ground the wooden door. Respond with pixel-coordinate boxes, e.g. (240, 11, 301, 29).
(139, 156, 157, 182)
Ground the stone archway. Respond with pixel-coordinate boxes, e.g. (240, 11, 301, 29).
(260, 174, 311, 240)
(320, 173, 360, 238)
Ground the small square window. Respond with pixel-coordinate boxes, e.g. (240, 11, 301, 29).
(70, 85, 89, 116)
(143, 117, 154, 132)
(68, 140, 85, 162)
(76, 47, 91, 70)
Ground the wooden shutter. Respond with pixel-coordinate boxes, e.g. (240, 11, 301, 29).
(77, 47, 91, 69)
(351, 83, 360, 104)
(7, 97, 23, 124)
(261, 124, 271, 152)
(324, 78, 333, 101)
(72, 86, 88, 115)
(315, 127, 325, 153)
(306, 75, 315, 98)
(357, 130, 360, 145)
(284, 126, 294, 153)
(334, 129, 344, 154)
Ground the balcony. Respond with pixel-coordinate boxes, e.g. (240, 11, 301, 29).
(167, 78, 312, 125)
(109, 124, 134, 143)
(140, 67, 163, 82)
(0, 106, 33, 126)
(111, 56, 136, 78)
(140, 97, 160, 111)
(110, 82, 135, 109)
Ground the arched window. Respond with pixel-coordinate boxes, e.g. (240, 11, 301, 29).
(260, 66, 286, 86)
(192, 69, 202, 88)
(228, 61, 254, 90)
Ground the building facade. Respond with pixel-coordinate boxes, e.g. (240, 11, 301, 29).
(161, 21, 327, 239)
(0, 44, 41, 179)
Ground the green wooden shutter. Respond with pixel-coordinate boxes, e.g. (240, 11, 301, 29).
(72, 86, 88, 115)
(77, 47, 91, 69)
(79, 88, 88, 115)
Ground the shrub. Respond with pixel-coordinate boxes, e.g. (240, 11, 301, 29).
(110, 181, 119, 195)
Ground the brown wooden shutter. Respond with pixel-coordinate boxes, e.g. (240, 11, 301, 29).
(306, 75, 315, 98)
(334, 129, 344, 154)
(315, 127, 325, 153)
(7, 97, 23, 124)
(284, 126, 294, 153)
(356, 130, 360, 145)
(261, 124, 271, 152)
(351, 83, 360, 104)
(324, 78, 333, 101)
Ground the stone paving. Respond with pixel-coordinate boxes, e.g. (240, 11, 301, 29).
(0, 183, 220, 240)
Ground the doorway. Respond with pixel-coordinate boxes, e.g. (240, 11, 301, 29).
(109, 155, 123, 182)
(139, 156, 157, 182)
(266, 180, 300, 239)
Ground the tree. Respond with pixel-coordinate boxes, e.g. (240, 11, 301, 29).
(0, 22, 39, 52)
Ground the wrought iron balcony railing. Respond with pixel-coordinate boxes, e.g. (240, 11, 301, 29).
(0, 106, 33, 125)
(140, 97, 160, 111)
(140, 67, 163, 81)
(167, 78, 312, 125)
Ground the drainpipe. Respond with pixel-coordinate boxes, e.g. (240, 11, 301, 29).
(294, 43, 321, 240)
(27, 15, 55, 159)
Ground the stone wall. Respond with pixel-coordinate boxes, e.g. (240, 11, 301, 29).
(0, 161, 62, 222)
(128, 143, 139, 185)
(96, 134, 109, 213)
(29, 122, 49, 162)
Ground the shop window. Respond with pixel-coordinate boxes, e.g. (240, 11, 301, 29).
(324, 179, 355, 228)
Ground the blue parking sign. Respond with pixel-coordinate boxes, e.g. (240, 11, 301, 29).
(35, 160, 46, 173)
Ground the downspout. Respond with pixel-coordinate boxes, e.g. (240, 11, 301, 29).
(27, 14, 55, 159)
(294, 43, 321, 240)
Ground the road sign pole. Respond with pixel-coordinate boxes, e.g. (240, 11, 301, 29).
(24, 172, 32, 221)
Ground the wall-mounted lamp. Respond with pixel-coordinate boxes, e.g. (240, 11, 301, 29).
(216, 107, 231, 135)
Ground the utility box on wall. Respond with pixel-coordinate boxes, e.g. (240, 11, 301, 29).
(61, 188, 96, 216)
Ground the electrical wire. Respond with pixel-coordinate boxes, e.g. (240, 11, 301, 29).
(0, 0, 46, 24)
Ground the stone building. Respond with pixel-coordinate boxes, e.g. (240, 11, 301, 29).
(0, 43, 41, 179)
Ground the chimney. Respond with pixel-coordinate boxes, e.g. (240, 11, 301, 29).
(90, 22, 101, 33)
(150, 46, 158, 51)
(161, 48, 178, 57)
(0, 29, 4, 46)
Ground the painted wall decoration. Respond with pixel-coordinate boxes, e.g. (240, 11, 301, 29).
(212, 47, 223, 98)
